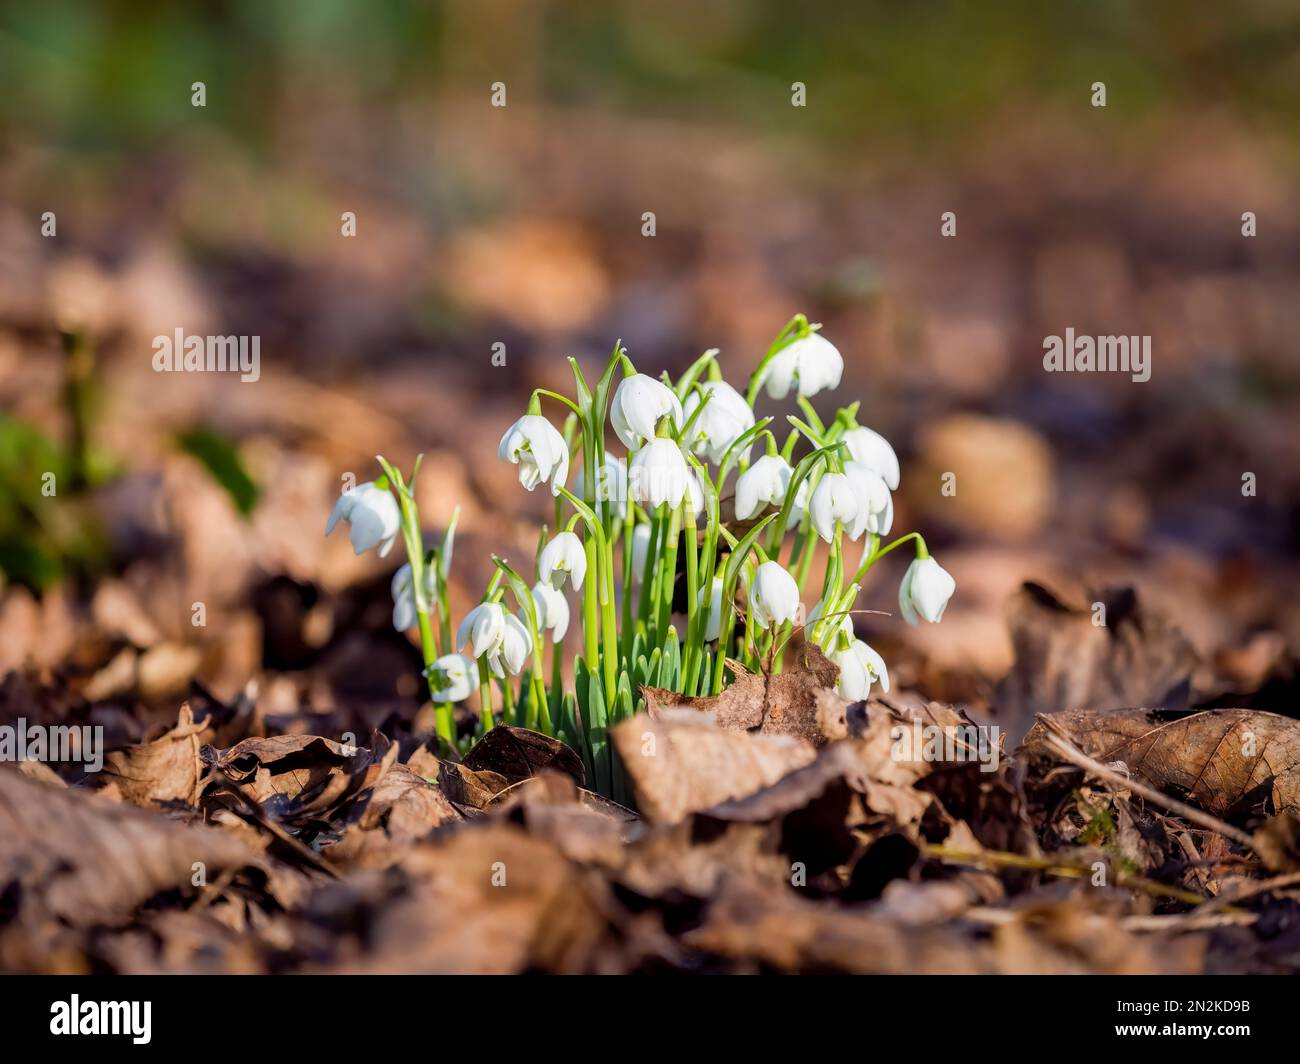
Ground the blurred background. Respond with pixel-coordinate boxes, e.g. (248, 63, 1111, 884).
(1, 1, 1298, 744)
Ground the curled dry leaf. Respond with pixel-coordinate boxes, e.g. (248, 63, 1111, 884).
(102, 702, 209, 806)
(437, 725, 586, 811)
(324, 763, 462, 868)
(1021, 707, 1300, 822)
(997, 582, 1197, 740)
(611, 708, 817, 825)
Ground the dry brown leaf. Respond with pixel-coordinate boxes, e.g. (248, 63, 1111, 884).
(1021, 707, 1300, 821)
(611, 708, 816, 825)
(325, 763, 462, 867)
(642, 639, 841, 747)
(102, 702, 209, 806)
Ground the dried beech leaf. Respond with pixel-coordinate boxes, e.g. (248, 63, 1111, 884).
(325, 763, 462, 867)
(1021, 707, 1300, 821)
(611, 708, 816, 825)
(103, 702, 209, 806)
(462, 725, 586, 788)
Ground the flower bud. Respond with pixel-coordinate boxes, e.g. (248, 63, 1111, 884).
(325, 481, 401, 558)
(531, 581, 570, 642)
(610, 373, 683, 449)
(734, 455, 793, 521)
(898, 556, 956, 625)
(749, 560, 800, 629)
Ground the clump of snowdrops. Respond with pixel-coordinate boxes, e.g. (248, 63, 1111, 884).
(326, 315, 955, 798)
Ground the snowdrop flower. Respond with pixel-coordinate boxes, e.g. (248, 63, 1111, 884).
(683, 380, 755, 463)
(809, 472, 874, 541)
(749, 560, 800, 629)
(531, 581, 570, 642)
(844, 461, 893, 535)
(761, 332, 843, 400)
(686, 466, 707, 517)
(490, 613, 533, 677)
(630, 522, 652, 583)
(538, 531, 587, 591)
(831, 640, 890, 700)
(391, 562, 437, 632)
(427, 653, 478, 702)
(629, 437, 690, 511)
(734, 455, 793, 521)
(498, 415, 569, 495)
(325, 481, 401, 557)
(574, 452, 628, 520)
(843, 425, 900, 490)
(610, 374, 683, 449)
(704, 576, 726, 641)
(898, 556, 956, 625)
(457, 602, 506, 659)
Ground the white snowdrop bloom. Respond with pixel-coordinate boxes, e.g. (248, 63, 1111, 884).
(391, 562, 437, 632)
(749, 560, 800, 629)
(610, 374, 683, 449)
(457, 602, 506, 659)
(574, 451, 628, 520)
(761, 332, 843, 400)
(844, 461, 893, 536)
(683, 380, 755, 464)
(629, 437, 690, 511)
(898, 556, 956, 625)
(734, 455, 793, 521)
(490, 613, 533, 677)
(686, 466, 707, 516)
(831, 640, 891, 700)
(842, 425, 900, 490)
(325, 481, 401, 558)
(498, 414, 569, 495)
(704, 576, 727, 641)
(427, 653, 478, 702)
(531, 581, 570, 642)
(809, 472, 872, 541)
(538, 531, 587, 591)
(630, 522, 652, 583)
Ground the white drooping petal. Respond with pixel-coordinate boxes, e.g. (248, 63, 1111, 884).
(538, 531, 587, 591)
(704, 576, 726, 641)
(844, 461, 892, 535)
(842, 425, 900, 490)
(832, 640, 890, 700)
(391, 562, 438, 632)
(630, 522, 652, 583)
(629, 437, 689, 511)
(498, 415, 570, 495)
(610, 374, 683, 449)
(734, 455, 793, 521)
(428, 653, 478, 702)
(574, 452, 628, 520)
(489, 613, 532, 677)
(809, 472, 869, 542)
(899, 556, 956, 625)
(762, 332, 843, 400)
(531, 581, 570, 642)
(683, 380, 755, 464)
(325, 481, 401, 557)
(457, 602, 506, 659)
(749, 560, 800, 629)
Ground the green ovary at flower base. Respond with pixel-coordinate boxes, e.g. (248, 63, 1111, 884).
(324, 316, 956, 801)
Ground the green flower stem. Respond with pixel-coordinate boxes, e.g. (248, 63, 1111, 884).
(849, 531, 924, 586)
(640, 509, 663, 632)
(765, 443, 838, 555)
(681, 502, 700, 683)
(655, 503, 682, 653)
(478, 658, 494, 733)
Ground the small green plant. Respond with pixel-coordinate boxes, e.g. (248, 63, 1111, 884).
(326, 315, 955, 798)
